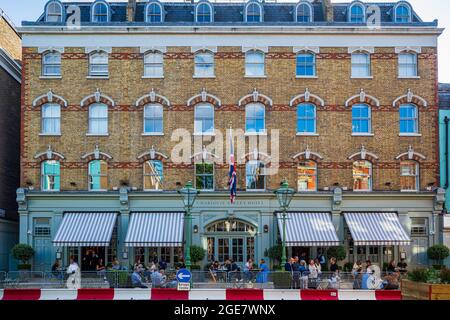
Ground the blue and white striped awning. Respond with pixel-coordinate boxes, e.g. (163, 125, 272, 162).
(276, 212, 340, 247)
(344, 212, 411, 246)
(53, 212, 118, 247)
(125, 212, 184, 247)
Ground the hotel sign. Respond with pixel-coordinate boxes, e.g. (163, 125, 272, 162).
(196, 200, 265, 207)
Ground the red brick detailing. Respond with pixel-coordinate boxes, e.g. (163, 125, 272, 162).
(164, 52, 193, 60)
(317, 53, 350, 60)
(393, 97, 427, 108)
(216, 52, 244, 59)
(32, 95, 67, 109)
(396, 154, 426, 163)
(290, 96, 324, 108)
(266, 52, 295, 59)
(345, 96, 379, 108)
(35, 153, 65, 163)
(348, 153, 379, 163)
(187, 95, 221, 108)
(294, 153, 323, 163)
(61, 53, 87, 60)
(110, 53, 141, 60)
(138, 154, 167, 163)
(239, 96, 272, 108)
(136, 96, 169, 108)
(83, 155, 112, 162)
(80, 96, 114, 108)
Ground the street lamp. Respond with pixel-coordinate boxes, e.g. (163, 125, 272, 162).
(274, 179, 296, 268)
(178, 181, 199, 270)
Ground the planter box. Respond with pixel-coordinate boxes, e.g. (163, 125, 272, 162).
(401, 279, 450, 300)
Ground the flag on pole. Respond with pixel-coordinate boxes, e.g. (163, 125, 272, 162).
(229, 127, 237, 204)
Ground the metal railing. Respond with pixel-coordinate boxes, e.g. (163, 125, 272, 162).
(0, 270, 405, 290)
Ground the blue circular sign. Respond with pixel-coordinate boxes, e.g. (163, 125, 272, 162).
(176, 269, 192, 283)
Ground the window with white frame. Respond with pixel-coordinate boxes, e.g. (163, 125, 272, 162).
(195, 162, 214, 190)
(395, 4, 411, 23)
(398, 52, 418, 77)
(42, 51, 61, 76)
(246, 160, 265, 190)
(41, 160, 60, 191)
(352, 104, 371, 134)
(92, 1, 109, 22)
(399, 104, 418, 134)
(144, 51, 164, 77)
(351, 52, 371, 77)
(88, 103, 108, 134)
(400, 160, 419, 191)
(194, 51, 215, 77)
(410, 217, 427, 236)
(296, 51, 315, 77)
(144, 160, 164, 190)
(196, 3, 212, 23)
(296, 2, 312, 22)
(146, 2, 162, 23)
(297, 160, 317, 191)
(245, 50, 265, 76)
(353, 160, 372, 191)
(41, 103, 61, 134)
(89, 160, 108, 191)
(297, 103, 316, 133)
(89, 51, 109, 77)
(349, 3, 365, 23)
(194, 103, 214, 134)
(144, 104, 163, 134)
(246, 2, 262, 22)
(46, 1, 63, 22)
(245, 103, 265, 133)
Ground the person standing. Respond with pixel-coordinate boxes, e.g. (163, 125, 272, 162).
(66, 256, 81, 290)
(316, 250, 326, 270)
(329, 257, 339, 273)
(308, 259, 319, 288)
(397, 259, 408, 274)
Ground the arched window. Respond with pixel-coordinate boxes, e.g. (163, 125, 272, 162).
(144, 104, 163, 134)
(398, 52, 418, 77)
(353, 160, 372, 191)
(146, 2, 163, 23)
(41, 160, 60, 191)
(92, 1, 109, 22)
(88, 160, 108, 191)
(349, 2, 365, 23)
(42, 51, 61, 76)
(297, 160, 317, 191)
(245, 2, 262, 23)
(144, 51, 164, 77)
(352, 104, 371, 134)
(246, 160, 266, 190)
(296, 51, 315, 77)
(395, 4, 411, 23)
(245, 103, 265, 133)
(46, 1, 63, 22)
(194, 51, 215, 77)
(195, 162, 214, 190)
(144, 160, 164, 190)
(296, 2, 312, 23)
(196, 2, 212, 23)
(297, 103, 316, 134)
(351, 52, 371, 77)
(206, 219, 256, 233)
(41, 103, 61, 134)
(194, 103, 214, 134)
(400, 160, 419, 191)
(89, 51, 109, 77)
(399, 104, 418, 134)
(88, 103, 108, 135)
(245, 50, 265, 76)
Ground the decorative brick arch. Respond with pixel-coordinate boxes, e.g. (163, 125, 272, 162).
(393, 89, 428, 108)
(242, 150, 271, 164)
(191, 148, 221, 164)
(345, 89, 380, 108)
(80, 89, 115, 108)
(395, 146, 426, 162)
(81, 145, 113, 162)
(348, 145, 379, 162)
(34, 145, 65, 162)
(290, 88, 325, 107)
(187, 88, 221, 108)
(137, 146, 169, 163)
(32, 90, 68, 108)
(135, 88, 170, 108)
(238, 88, 273, 107)
(292, 146, 324, 162)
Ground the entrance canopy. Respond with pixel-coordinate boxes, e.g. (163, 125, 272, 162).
(343, 212, 411, 246)
(125, 212, 184, 247)
(276, 212, 340, 247)
(53, 212, 118, 247)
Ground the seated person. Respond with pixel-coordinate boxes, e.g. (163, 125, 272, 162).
(131, 267, 148, 288)
(151, 269, 166, 288)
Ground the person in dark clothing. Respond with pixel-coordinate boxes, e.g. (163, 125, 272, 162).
(329, 257, 339, 272)
(397, 259, 408, 274)
(158, 259, 167, 270)
(284, 258, 294, 272)
(292, 257, 300, 288)
(387, 260, 397, 274)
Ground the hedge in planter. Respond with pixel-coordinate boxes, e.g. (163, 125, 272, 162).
(11, 244, 35, 270)
(271, 272, 292, 289)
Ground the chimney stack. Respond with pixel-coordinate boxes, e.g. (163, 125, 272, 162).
(321, 0, 334, 22)
(127, 0, 136, 22)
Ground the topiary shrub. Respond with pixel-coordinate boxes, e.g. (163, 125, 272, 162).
(427, 244, 450, 266)
(326, 246, 346, 262)
(408, 268, 429, 283)
(190, 245, 206, 267)
(265, 245, 282, 266)
(11, 244, 35, 270)
(343, 262, 353, 272)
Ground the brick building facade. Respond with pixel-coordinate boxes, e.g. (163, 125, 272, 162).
(17, 0, 446, 271)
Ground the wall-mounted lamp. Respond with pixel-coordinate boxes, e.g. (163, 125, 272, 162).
(193, 225, 199, 233)
(263, 225, 269, 233)
(122, 249, 128, 260)
(56, 250, 62, 260)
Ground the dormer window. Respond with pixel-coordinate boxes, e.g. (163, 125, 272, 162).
(245, 2, 262, 23)
(196, 2, 213, 23)
(395, 3, 412, 23)
(45, 1, 63, 23)
(296, 2, 312, 23)
(349, 2, 365, 23)
(146, 2, 163, 23)
(92, 1, 109, 23)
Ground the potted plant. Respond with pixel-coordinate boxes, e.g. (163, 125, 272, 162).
(402, 267, 450, 300)
(427, 244, 450, 269)
(11, 243, 35, 271)
(326, 246, 346, 266)
(265, 245, 282, 269)
(190, 245, 206, 281)
(271, 272, 292, 289)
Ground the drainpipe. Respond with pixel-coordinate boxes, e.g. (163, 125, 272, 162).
(445, 116, 449, 189)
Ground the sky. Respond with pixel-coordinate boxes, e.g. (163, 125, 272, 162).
(0, 0, 448, 82)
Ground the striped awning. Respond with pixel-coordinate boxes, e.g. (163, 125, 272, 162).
(125, 212, 184, 247)
(276, 212, 340, 247)
(53, 212, 118, 247)
(344, 212, 411, 246)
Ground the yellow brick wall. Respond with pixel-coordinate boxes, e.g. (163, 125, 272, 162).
(0, 16, 21, 61)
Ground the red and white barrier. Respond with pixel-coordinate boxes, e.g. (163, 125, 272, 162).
(0, 288, 402, 301)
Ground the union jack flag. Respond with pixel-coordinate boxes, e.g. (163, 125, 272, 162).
(229, 128, 237, 204)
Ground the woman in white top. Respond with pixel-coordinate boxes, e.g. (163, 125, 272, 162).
(308, 259, 319, 279)
(66, 257, 81, 289)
